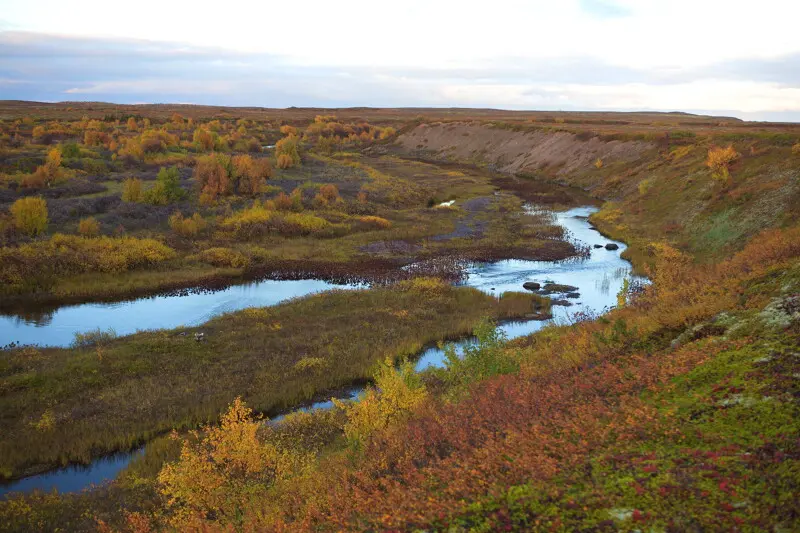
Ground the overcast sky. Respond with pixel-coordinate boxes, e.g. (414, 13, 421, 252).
(1, 0, 800, 120)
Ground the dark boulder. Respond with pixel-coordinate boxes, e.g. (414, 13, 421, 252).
(542, 283, 578, 294)
(523, 282, 541, 291)
(605, 243, 620, 250)
(594, 244, 604, 248)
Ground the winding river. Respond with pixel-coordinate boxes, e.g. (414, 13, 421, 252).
(0, 205, 641, 497)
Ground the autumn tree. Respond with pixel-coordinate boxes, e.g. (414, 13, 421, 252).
(158, 398, 309, 525)
(143, 167, 186, 205)
(706, 145, 740, 183)
(194, 153, 232, 203)
(192, 127, 216, 152)
(122, 178, 143, 202)
(126, 117, 138, 132)
(10, 196, 48, 237)
(275, 134, 300, 168)
(231, 154, 272, 195)
(24, 146, 63, 188)
(334, 358, 427, 447)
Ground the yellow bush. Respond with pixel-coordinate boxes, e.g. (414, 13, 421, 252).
(126, 117, 138, 132)
(0, 234, 175, 293)
(192, 127, 216, 152)
(77, 217, 100, 237)
(195, 247, 249, 268)
(792, 142, 800, 155)
(358, 215, 392, 229)
(638, 179, 653, 196)
(158, 398, 310, 525)
(594, 158, 604, 169)
(10, 196, 48, 236)
(282, 212, 331, 234)
(221, 202, 275, 235)
(334, 358, 427, 446)
(121, 178, 143, 202)
(706, 145, 740, 182)
(275, 134, 300, 167)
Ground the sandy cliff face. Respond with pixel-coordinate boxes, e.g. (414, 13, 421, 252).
(396, 122, 654, 177)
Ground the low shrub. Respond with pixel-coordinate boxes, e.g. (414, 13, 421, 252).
(77, 216, 100, 237)
(194, 247, 249, 268)
(0, 234, 175, 293)
(221, 202, 275, 239)
(72, 328, 117, 349)
(168, 212, 207, 238)
(357, 215, 392, 229)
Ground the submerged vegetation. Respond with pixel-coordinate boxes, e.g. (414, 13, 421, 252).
(1, 103, 799, 532)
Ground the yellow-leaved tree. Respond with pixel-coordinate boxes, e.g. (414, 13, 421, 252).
(10, 196, 48, 236)
(158, 398, 309, 526)
(334, 358, 427, 448)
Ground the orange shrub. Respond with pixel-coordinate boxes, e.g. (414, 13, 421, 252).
(169, 212, 207, 238)
(194, 153, 231, 200)
(192, 127, 216, 152)
(77, 217, 100, 237)
(276, 153, 293, 169)
(274, 192, 293, 211)
(358, 215, 392, 229)
(319, 183, 340, 203)
(83, 130, 108, 147)
(231, 154, 272, 195)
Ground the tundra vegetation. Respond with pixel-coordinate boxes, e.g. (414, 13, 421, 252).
(0, 103, 798, 532)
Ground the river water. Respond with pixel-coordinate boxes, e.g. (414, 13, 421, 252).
(0, 205, 640, 497)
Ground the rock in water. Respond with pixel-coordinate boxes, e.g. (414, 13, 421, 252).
(605, 243, 620, 250)
(523, 282, 541, 291)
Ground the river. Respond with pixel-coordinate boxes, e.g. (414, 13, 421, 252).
(0, 205, 641, 497)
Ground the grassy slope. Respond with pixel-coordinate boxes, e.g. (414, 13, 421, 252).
(249, 229, 800, 532)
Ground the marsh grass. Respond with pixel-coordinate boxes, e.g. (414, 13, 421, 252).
(0, 283, 548, 480)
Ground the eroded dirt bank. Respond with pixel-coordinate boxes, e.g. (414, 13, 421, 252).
(395, 122, 654, 178)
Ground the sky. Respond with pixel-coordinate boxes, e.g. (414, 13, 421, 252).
(1, 0, 800, 120)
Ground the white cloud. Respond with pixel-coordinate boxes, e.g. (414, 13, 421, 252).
(1, 0, 800, 118)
